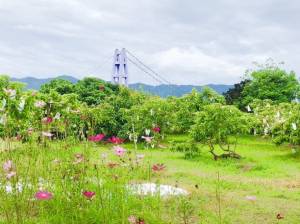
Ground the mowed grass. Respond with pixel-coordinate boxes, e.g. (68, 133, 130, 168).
(133, 135, 300, 224)
(1, 135, 300, 223)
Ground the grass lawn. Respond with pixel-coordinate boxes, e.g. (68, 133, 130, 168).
(1, 135, 300, 223)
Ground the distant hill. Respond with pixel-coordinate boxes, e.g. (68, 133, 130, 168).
(11, 75, 79, 90)
(10, 76, 232, 97)
(130, 83, 232, 97)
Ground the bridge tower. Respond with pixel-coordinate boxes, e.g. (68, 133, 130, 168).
(112, 48, 128, 86)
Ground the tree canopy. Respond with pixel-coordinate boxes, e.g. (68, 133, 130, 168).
(241, 66, 299, 107)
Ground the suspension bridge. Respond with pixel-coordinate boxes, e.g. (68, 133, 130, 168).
(110, 48, 173, 87)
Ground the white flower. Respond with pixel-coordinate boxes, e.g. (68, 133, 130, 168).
(18, 98, 25, 112)
(145, 129, 151, 136)
(292, 123, 297, 131)
(54, 112, 61, 120)
(0, 115, 7, 125)
(245, 195, 257, 201)
(5, 184, 13, 194)
(150, 109, 154, 116)
(0, 99, 6, 111)
(246, 105, 251, 112)
(42, 132, 53, 137)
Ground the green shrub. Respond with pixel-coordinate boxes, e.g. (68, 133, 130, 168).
(170, 141, 201, 159)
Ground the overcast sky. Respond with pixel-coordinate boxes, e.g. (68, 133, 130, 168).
(0, 0, 299, 85)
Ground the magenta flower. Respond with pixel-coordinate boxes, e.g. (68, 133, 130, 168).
(152, 163, 166, 172)
(3, 160, 13, 172)
(113, 146, 126, 157)
(108, 136, 124, 144)
(42, 117, 53, 124)
(152, 126, 161, 133)
(88, 134, 105, 142)
(35, 191, 53, 200)
(83, 191, 95, 199)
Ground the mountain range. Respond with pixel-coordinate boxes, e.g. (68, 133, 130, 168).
(11, 76, 232, 97)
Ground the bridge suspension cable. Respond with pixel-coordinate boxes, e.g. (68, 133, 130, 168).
(125, 49, 173, 85)
(127, 57, 165, 84)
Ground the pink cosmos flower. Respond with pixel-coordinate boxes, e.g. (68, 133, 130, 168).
(6, 171, 16, 179)
(3, 88, 16, 97)
(34, 100, 46, 108)
(138, 219, 145, 224)
(16, 135, 22, 141)
(83, 191, 95, 199)
(88, 134, 105, 142)
(141, 136, 153, 143)
(42, 132, 53, 138)
(113, 146, 126, 157)
(42, 117, 53, 124)
(108, 136, 124, 144)
(35, 191, 53, 200)
(73, 153, 84, 164)
(245, 195, 257, 201)
(152, 126, 160, 133)
(3, 160, 13, 172)
(152, 163, 166, 172)
(128, 215, 137, 224)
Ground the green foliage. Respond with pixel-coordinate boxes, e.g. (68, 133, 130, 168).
(170, 141, 201, 159)
(74, 77, 118, 105)
(167, 88, 225, 134)
(250, 99, 300, 147)
(40, 79, 74, 95)
(121, 97, 170, 138)
(224, 79, 250, 109)
(242, 63, 299, 107)
(191, 104, 248, 159)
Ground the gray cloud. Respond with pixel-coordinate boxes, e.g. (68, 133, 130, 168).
(0, 0, 299, 85)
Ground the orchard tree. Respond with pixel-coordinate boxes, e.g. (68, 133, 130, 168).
(121, 97, 171, 140)
(190, 104, 248, 160)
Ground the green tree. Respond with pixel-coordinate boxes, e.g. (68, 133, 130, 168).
(242, 61, 299, 107)
(40, 79, 74, 95)
(224, 79, 250, 109)
(74, 77, 119, 105)
(190, 104, 248, 160)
